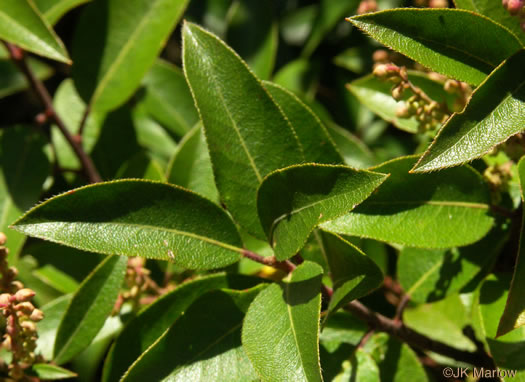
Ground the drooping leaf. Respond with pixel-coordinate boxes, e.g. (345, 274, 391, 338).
(1, 126, 50, 262)
(262, 81, 343, 164)
(36, 294, 72, 360)
(257, 164, 387, 260)
(102, 273, 263, 382)
(53, 255, 127, 364)
(0, 58, 52, 99)
(226, 0, 278, 80)
(398, 224, 507, 303)
(0, 0, 70, 63)
(34, 0, 90, 25)
(317, 231, 383, 313)
(302, 0, 358, 58)
(11, 180, 244, 270)
(122, 286, 265, 381)
(348, 9, 523, 85)
(72, 0, 189, 113)
(166, 125, 219, 203)
(413, 49, 525, 173)
(476, 275, 525, 377)
(321, 156, 494, 248)
(497, 157, 525, 336)
(182, 22, 304, 238)
(242, 261, 324, 381)
(454, 0, 525, 46)
(348, 71, 456, 134)
(30, 364, 77, 380)
(141, 59, 199, 137)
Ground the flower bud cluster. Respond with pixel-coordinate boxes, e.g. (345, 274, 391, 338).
(0, 233, 44, 380)
(373, 63, 449, 133)
(502, 0, 525, 31)
(443, 79, 472, 112)
(357, 0, 378, 14)
(414, 0, 449, 7)
(115, 257, 160, 313)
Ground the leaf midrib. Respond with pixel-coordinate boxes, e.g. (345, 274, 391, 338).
(406, 258, 444, 296)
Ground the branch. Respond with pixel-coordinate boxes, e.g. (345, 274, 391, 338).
(3, 41, 102, 184)
(242, 250, 495, 369)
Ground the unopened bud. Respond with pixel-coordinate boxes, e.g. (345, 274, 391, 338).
(507, 0, 523, 14)
(0, 293, 12, 308)
(396, 104, 411, 118)
(0, 232, 6, 245)
(20, 320, 37, 333)
(391, 85, 404, 100)
(503, 0, 509, 7)
(429, 0, 448, 7)
(7, 266, 18, 279)
(444, 79, 459, 93)
(372, 49, 389, 62)
(357, 0, 377, 14)
(15, 302, 35, 314)
(14, 288, 35, 303)
(10, 281, 24, 291)
(30, 309, 44, 322)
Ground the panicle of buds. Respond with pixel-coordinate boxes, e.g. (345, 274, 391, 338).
(357, 0, 378, 14)
(502, 0, 525, 31)
(0, 233, 44, 380)
(443, 79, 472, 112)
(373, 63, 449, 133)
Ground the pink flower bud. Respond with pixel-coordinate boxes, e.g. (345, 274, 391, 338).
(0, 232, 6, 245)
(30, 309, 44, 322)
(0, 293, 12, 308)
(14, 288, 35, 303)
(14, 302, 35, 314)
(507, 0, 523, 14)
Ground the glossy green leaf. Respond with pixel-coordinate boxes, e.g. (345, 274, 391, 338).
(322, 156, 494, 248)
(348, 71, 456, 134)
(115, 151, 166, 182)
(302, 0, 358, 58)
(242, 261, 324, 381)
(166, 125, 219, 203)
(36, 294, 72, 360)
(11, 180, 244, 270)
(320, 312, 368, 353)
(226, 0, 278, 80)
(182, 22, 304, 238)
(34, 264, 79, 294)
(34, 0, 90, 25)
(454, 0, 525, 46)
(0, 58, 52, 99)
(0, 0, 70, 63)
(477, 275, 525, 377)
(326, 124, 376, 169)
(1, 126, 50, 261)
(348, 9, 523, 85)
(72, 0, 188, 113)
(53, 255, 127, 364)
(257, 164, 388, 260)
(399, 224, 507, 303)
(413, 49, 525, 173)
(273, 59, 319, 98)
(30, 364, 77, 380)
(332, 349, 381, 382)
(141, 59, 199, 137)
(317, 231, 383, 313)
(102, 273, 262, 382)
(497, 158, 525, 336)
(262, 81, 343, 164)
(122, 286, 264, 381)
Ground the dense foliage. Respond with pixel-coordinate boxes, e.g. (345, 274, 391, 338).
(0, 0, 524, 381)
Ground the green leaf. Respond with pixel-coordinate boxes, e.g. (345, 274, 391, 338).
(477, 275, 525, 377)
(72, 0, 188, 113)
(326, 124, 376, 169)
(122, 286, 264, 381)
(53, 255, 127, 364)
(398, 224, 507, 303)
(1, 126, 50, 262)
(273, 58, 319, 98)
(321, 156, 494, 248)
(320, 311, 368, 353)
(102, 273, 263, 382)
(30, 364, 77, 380)
(242, 261, 324, 382)
(0, 0, 70, 63)
(34, 265, 79, 294)
(166, 125, 219, 203)
(262, 81, 343, 164)
(36, 294, 72, 360)
(141, 59, 199, 137)
(0, 58, 52, 99)
(348, 9, 523, 85)
(11, 180, 244, 270)
(454, 0, 525, 46)
(34, 0, 90, 25)
(317, 231, 383, 313)
(497, 158, 525, 336)
(302, 0, 358, 58)
(257, 164, 388, 260)
(182, 22, 304, 238)
(226, 0, 278, 80)
(413, 49, 525, 173)
(348, 71, 457, 134)
(332, 349, 381, 382)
